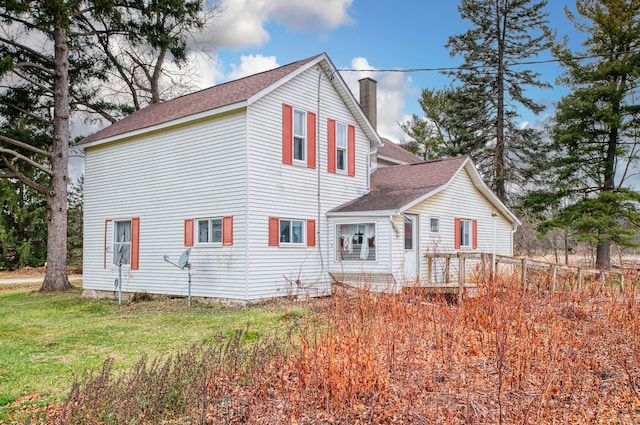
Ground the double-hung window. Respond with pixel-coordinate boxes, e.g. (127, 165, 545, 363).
(113, 220, 132, 265)
(336, 122, 347, 171)
(197, 218, 222, 244)
(454, 218, 477, 249)
(293, 109, 306, 162)
(280, 219, 305, 244)
(430, 217, 440, 233)
(459, 219, 472, 248)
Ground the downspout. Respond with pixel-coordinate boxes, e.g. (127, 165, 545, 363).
(316, 68, 325, 277)
(244, 108, 250, 301)
(389, 215, 396, 278)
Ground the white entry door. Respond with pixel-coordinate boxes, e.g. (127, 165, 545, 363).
(403, 214, 419, 281)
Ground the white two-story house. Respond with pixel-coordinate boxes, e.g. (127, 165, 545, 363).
(80, 53, 519, 304)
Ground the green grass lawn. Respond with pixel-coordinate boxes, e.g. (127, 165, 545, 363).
(0, 284, 305, 421)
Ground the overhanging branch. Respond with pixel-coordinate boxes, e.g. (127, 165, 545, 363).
(14, 61, 55, 75)
(0, 34, 53, 65)
(1, 157, 48, 194)
(0, 99, 51, 125)
(0, 148, 53, 175)
(0, 134, 51, 157)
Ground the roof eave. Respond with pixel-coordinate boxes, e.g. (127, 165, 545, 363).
(80, 100, 248, 149)
(376, 154, 407, 165)
(327, 209, 398, 217)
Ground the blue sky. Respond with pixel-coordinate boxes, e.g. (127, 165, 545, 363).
(188, 0, 587, 142)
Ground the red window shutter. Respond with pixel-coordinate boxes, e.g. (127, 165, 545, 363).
(348, 124, 356, 177)
(454, 218, 461, 250)
(327, 119, 336, 173)
(131, 217, 140, 270)
(184, 219, 194, 247)
(472, 219, 478, 249)
(104, 219, 112, 269)
(307, 219, 316, 247)
(269, 217, 280, 246)
(282, 104, 293, 165)
(307, 112, 316, 169)
(222, 216, 233, 246)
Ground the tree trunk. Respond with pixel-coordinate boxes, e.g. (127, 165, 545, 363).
(494, 9, 507, 202)
(40, 22, 70, 291)
(596, 240, 611, 271)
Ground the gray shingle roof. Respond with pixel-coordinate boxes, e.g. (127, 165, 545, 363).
(79, 55, 321, 145)
(331, 156, 468, 212)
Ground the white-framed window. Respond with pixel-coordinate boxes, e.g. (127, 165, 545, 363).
(459, 219, 472, 248)
(280, 219, 306, 244)
(336, 223, 376, 261)
(197, 218, 222, 244)
(113, 219, 132, 265)
(430, 217, 440, 233)
(336, 122, 347, 171)
(293, 109, 306, 162)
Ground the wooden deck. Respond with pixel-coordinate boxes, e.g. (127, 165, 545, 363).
(420, 252, 627, 300)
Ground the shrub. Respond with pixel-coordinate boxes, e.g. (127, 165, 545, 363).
(41, 274, 640, 424)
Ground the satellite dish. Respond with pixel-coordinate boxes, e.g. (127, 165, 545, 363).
(177, 248, 191, 269)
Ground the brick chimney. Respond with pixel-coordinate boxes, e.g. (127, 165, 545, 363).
(359, 77, 377, 130)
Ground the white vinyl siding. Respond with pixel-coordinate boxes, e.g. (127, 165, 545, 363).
(245, 64, 371, 300)
(83, 110, 247, 300)
(405, 168, 514, 282)
(84, 62, 377, 303)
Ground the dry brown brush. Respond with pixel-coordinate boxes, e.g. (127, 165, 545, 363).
(42, 275, 640, 424)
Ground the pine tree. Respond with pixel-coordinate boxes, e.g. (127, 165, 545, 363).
(525, 0, 640, 270)
(445, 0, 555, 203)
(0, 0, 218, 289)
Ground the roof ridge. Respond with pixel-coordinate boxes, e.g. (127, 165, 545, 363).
(79, 53, 325, 145)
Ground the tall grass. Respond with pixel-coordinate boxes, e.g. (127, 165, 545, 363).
(42, 274, 640, 424)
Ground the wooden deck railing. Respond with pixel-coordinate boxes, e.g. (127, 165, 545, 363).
(424, 252, 627, 293)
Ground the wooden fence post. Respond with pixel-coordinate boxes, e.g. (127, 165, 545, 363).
(551, 264, 557, 292)
(445, 257, 451, 283)
(522, 259, 528, 290)
(577, 268, 582, 290)
(458, 254, 465, 303)
(427, 256, 432, 284)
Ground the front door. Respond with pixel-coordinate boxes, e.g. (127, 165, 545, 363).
(403, 214, 419, 282)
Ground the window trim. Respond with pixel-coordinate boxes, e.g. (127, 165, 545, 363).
(459, 219, 472, 248)
(196, 217, 223, 245)
(113, 219, 132, 266)
(430, 217, 440, 234)
(279, 218, 306, 245)
(455, 218, 477, 250)
(292, 108, 307, 163)
(335, 121, 348, 172)
(335, 222, 377, 262)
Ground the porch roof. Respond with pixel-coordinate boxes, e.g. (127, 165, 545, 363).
(331, 156, 468, 213)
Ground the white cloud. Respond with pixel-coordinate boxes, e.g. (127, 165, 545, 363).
(194, 0, 354, 49)
(340, 57, 414, 142)
(189, 51, 226, 88)
(227, 54, 279, 80)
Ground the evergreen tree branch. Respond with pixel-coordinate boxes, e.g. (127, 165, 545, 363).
(0, 148, 53, 176)
(0, 134, 51, 157)
(0, 99, 51, 125)
(0, 35, 53, 65)
(1, 158, 48, 194)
